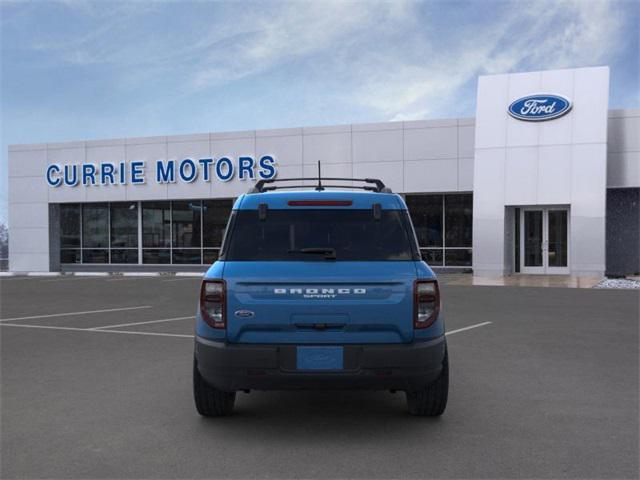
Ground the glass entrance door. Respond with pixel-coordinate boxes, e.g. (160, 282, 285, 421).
(547, 210, 569, 272)
(519, 208, 569, 274)
(522, 210, 545, 273)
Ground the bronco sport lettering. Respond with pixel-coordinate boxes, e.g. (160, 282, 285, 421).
(274, 288, 367, 298)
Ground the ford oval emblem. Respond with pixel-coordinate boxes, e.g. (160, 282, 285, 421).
(234, 309, 255, 318)
(508, 94, 572, 121)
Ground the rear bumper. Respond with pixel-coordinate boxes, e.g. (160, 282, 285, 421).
(194, 336, 446, 392)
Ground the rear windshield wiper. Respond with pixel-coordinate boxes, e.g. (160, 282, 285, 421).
(288, 247, 337, 260)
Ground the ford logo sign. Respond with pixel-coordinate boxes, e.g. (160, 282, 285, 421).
(234, 309, 255, 318)
(508, 94, 572, 121)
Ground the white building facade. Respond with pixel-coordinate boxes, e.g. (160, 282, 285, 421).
(7, 66, 640, 276)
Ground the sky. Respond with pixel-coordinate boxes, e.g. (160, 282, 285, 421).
(1, 0, 638, 225)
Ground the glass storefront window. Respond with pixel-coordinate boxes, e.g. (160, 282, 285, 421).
(111, 249, 138, 264)
(406, 195, 443, 247)
(60, 204, 81, 248)
(172, 249, 201, 264)
(407, 193, 473, 268)
(142, 202, 171, 248)
(421, 248, 443, 266)
(445, 194, 473, 247)
(58, 197, 235, 265)
(59, 196, 468, 267)
(444, 249, 472, 267)
(82, 249, 109, 263)
(143, 249, 170, 264)
(203, 199, 233, 247)
(82, 204, 109, 248)
(60, 249, 81, 264)
(60, 204, 81, 263)
(111, 203, 138, 248)
(203, 249, 220, 265)
(172, 201, 201, 249)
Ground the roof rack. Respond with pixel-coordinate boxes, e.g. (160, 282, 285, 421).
(249, 161, 392, 193)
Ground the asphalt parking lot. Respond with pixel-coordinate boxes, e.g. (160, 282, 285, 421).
(1, 276, 638, 479)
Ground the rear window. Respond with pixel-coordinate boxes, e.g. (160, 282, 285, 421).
(221, 209, 419, 261)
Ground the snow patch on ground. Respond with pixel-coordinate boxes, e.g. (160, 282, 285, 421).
(593, 278, 640, 289)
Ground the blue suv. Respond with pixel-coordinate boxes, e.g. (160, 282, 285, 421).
(193, 175, 448, 416)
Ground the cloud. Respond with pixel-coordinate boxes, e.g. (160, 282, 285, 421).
(17, 1, 413, 83)
(189, 1, 415, 91)
(18, 1, 160, 68)
(349, 0, 626, 121)
(2, 0, 632, 121)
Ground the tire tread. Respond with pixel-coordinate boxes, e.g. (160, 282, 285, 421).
(406, 348, 449, 416)
(193, 359, 236, 417)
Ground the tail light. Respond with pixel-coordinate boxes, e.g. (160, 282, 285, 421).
(200, 279, 226, 329)
(414, 280, 440, 329)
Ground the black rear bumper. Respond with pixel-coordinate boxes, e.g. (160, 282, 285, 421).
(194, 336, 446, 392)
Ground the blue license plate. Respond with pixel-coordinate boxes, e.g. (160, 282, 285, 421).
(296, 346, 343, 371)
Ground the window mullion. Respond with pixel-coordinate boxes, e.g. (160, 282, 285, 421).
(108, 202, 111, 264)
(442, 195, 446, 264)
(80, 204, 83, 264)
(138, 201, 142, 265)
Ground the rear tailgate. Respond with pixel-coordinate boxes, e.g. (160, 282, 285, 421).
(223, 261, 417, 344)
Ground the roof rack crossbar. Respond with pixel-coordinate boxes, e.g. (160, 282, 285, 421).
(261, 184, 379, 192)
(249, 177, 391, 193)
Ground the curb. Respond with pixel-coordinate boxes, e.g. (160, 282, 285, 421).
(71, 272, 110, 276)
(121, 272, 160, 277)
(2, 271, 206, 278)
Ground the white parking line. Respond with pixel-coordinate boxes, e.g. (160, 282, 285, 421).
(0, 317, 492, 340)
(162, 277, 201, 282)
(0, 306, 152, 322)
(0, 323, 193, 338)
(446, 321, 492, 335)
(105, 277, 155, 282)
(90, 316, 194, 330)
(42, 276, 109, 283)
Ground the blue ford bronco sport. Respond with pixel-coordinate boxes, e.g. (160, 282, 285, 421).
(193, 174, 448, 416)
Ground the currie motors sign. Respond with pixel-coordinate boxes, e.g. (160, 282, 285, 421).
(508, 94, 572, 121)
(45, 155, 277, 187)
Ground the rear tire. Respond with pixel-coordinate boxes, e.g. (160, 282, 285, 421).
(193, 358, 236, 417)
(406, 348, 448, 416)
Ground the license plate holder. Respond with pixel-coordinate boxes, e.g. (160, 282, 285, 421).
(296, 346, 343, 371)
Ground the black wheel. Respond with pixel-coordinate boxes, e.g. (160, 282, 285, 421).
(406, 348, 449, 416)
(193, 358, 236, 417)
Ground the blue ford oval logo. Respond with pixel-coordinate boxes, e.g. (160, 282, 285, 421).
(508, 94, 572, 121)
(234, 309, 255, 318)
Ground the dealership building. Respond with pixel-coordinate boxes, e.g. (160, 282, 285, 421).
(7, 66, 640, 276)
